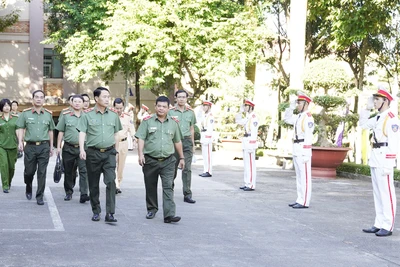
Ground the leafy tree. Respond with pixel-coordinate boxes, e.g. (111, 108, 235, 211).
(46, 0, 271, 106)
(0, 1, 21, 32)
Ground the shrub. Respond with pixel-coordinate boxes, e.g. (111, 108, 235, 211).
(337, 162, 400, 181)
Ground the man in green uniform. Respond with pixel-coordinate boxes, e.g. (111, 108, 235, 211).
(16, 90, 55, 205)
(56, 95, 89, 203)
(77, 87, 122, 223)
(0, 99, 19, 193)
(135, 95, 185, 223)
(168, 90, 197, 204)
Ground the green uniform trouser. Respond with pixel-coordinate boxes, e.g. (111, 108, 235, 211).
(85, 147, 117, 214)
(143, 155, 176, 218)
(62, 144, 88, 196)
(24, 143, 50, 201)
(174, 137, 193, 197)
(0, 147, 17, 190)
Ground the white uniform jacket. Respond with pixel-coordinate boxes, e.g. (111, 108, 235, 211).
(199, 112, 214, 145)
(284, 108, 314, 157)
(359, 109, 400, 168)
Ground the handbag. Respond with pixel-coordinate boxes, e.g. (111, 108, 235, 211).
(53, 154, 63, 183)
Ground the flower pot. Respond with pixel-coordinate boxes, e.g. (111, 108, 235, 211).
(311, 146, 351, 179)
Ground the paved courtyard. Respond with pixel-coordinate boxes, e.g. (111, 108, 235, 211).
(1, 149, 400, 267)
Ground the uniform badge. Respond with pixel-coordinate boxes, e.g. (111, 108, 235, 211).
(210, 119, 214, 123)
(308, 122, 314, 128)
(392, 124, 399, 132)
(253, 122, 258, 127)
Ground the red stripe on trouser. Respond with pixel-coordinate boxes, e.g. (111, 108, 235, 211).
(249, 154, 253, 188)
(207, 144, 211, 173)
(387, 175, 395, 231)
(304, 162, 308, 206)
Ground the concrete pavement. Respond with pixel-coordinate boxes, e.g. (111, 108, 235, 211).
(1, 149, 400, 267)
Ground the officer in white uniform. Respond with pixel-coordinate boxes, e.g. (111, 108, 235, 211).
(236, 100, 259, 191)
(137, 104, 150, 122)
(359, 87, 400, 237)
(284, 93, 314, 208)
(198, 101, 214, 177)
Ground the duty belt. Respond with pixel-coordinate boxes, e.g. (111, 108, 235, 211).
(372, 142, 388, 148)
(64, 141, 79, 148)
(120, 137, 127, 142)
(244, 133, 251, 137)
(88, 145, 114, 153)
(293, 139, 305, 143)
(145, 154, 172, 162)
(26, 141, 49, 146)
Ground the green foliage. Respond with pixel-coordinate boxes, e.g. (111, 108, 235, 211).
(337, 163, 400, 181)
(256, 148, 264, 157)
(303, 59, 352, 91)
(0, 9, 19, 32)
(313, 95, 347, 111)
(45, 0, 272, 101)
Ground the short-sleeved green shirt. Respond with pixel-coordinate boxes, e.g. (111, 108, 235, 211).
(16, 107, 55, 142)
(0, 113, 18, 149)
(135, 114, 182, 158)
(76, 105, 122, 148)
(56, 110, 82, 145)
(168, 106, 196, 137)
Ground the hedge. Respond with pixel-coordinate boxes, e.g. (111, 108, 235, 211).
(337, 162, 400, 181)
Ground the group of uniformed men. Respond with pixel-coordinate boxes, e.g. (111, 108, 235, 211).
(6, 85, 398, 235)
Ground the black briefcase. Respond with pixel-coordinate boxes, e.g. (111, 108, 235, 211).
(53, 154, 63, 183)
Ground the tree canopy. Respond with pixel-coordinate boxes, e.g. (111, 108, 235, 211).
(45, 0, 272, 103)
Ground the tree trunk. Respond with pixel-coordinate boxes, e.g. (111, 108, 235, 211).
(135, 70, 141, 130)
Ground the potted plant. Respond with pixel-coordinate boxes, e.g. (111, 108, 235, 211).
(301, 58, 357, 178)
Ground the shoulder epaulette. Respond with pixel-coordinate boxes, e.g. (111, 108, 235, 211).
(169, 106, 176, 110)
(62, 107, 70, 111)
(306, 112, 312, 117)
(123, 112, 131, 116)
(44, 108, 53, 114)
(23, 108, 32, 112)
(84, 108, 94, 113)
(143, 115, 152, 121)
(252, 114, 256, 118)
(388, 112, 395, 118)
(63, 110, 72, 115)
(171, 117, 180, 123)
(109, 107, 118, 113)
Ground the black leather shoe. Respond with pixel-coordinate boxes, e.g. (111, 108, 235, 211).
(37, 199, 44, 205)
(239, 186, 247, 190)
(26, 192, 32, 200)
(64, 194, 72, 201)
(362, 226, 380, 233)
(146, 211, 156, 219)
(92, 213, 100, 221)
(199, 173, 205, 177)
(292, 203, 308, 209)
(164, 216, 181, 223)
(243, 187, 255, 191)
(375, 229, 392, 237)
(201, 172, 212, 177)
(184, 196, 196, 204)
(3, 189, 9, 193)
(105, 213, 117, 223)
(288, 202, 297, 207)
(79, 194, 90, 203)
(116, 189, 122, 194)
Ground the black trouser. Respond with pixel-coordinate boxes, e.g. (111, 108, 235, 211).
(143, 155, 176, 218)
(24, 142, 50, 200)
(62, 144, 88, 196)
(85, 147, 117, 214)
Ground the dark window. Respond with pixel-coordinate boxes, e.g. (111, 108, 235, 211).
(44, 48, 63, 78)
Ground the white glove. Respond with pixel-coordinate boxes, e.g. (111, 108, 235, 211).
(366, 96, 374, 110)
(235, 113, 244, 124)
(382, 167, 392, 176)
(289, 100, 297, 110)
(301, 156, 310, 164)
